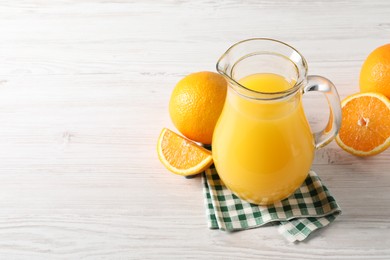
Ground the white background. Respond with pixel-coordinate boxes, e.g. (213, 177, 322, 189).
(0, 0, 389, 258)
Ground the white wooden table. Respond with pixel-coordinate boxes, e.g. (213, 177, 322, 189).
(0, 0, 389, 258)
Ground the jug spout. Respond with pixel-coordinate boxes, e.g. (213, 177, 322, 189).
(216, 44, 245, 90)
(216, 50, 232, 82)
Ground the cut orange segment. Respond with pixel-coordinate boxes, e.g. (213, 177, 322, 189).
(157, 128, 213, 176)
(336, 92, 390, 156)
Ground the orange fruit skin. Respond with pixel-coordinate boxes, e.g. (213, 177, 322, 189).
(169, 71, 227, 145)
(336, 92, 390, 156)
(360, 44, 390, 99)
(157, 128, 213, 176)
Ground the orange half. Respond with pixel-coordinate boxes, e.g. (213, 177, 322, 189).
(336, 92, 390, 156)
(157, 128, 213, 176)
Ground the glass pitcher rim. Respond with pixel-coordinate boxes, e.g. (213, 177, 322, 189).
(216, 38, 308, 100)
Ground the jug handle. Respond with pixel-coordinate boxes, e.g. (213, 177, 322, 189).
(304, 75, 342, 149)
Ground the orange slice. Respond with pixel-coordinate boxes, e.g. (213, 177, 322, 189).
(157, 128, 213, 176)
(336, 92, 390, 156)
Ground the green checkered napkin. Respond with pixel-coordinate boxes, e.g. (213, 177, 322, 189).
(202, 167, 341, 242)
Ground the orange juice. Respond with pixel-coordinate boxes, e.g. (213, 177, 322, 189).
(212, 73, 315, 205)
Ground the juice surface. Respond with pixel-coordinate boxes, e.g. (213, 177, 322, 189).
(239, 73, 292, 92)
(212, 73, 315, 205)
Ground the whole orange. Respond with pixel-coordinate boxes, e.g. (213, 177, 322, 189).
(169, 71, 227, 145)
(360, 43, 390, 99)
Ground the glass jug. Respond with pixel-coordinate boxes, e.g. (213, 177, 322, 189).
(213, 38, 341, 205)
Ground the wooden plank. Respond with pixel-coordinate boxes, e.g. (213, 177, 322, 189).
(0, 0, 389, 258)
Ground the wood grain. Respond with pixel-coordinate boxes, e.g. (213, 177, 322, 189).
(0, 0, 389, 259)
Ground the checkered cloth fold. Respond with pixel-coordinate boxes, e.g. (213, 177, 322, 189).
(202, 167, 341, 242)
